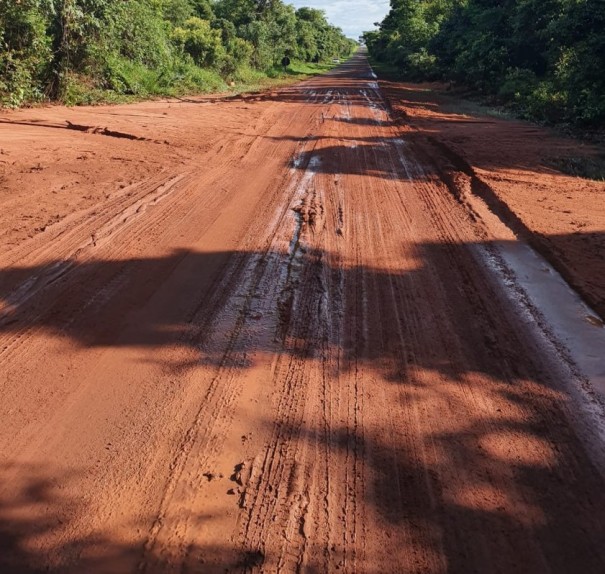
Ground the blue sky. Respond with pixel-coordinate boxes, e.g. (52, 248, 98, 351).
(288, 1, 390, 39)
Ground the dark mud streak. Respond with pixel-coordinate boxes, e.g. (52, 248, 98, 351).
(0, 119, 166, 144)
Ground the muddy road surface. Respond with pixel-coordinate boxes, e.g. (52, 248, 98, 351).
(2, 52, 605, 573)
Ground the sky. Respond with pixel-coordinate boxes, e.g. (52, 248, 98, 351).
(288, 0, 390, 39)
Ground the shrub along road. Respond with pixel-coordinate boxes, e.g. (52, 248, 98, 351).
(1, 51, 605, 573)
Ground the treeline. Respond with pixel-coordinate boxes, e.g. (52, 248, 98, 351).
(364, 0, 605, 126)
(0, 0, 356, 106)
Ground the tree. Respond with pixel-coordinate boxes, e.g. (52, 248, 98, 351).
(0, 0, 356, 106)
(366, 0, 605, 125)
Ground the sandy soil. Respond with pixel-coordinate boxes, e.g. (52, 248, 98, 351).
(1, 52, 605, 573)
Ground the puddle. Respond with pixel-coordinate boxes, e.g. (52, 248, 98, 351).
(482, 240, 605, 396)
(322, 90, 334, 104)
(359, 89, 387, 124)
(305, 155, 321, 173)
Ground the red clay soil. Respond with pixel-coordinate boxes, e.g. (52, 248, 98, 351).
(379, 81, 605, 319)
(1, 52, 605, 573)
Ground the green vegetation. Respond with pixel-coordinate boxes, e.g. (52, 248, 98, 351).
(364, 0, 605, 127)
(0, 0, 356, 107)
(544, 155, 605, 181)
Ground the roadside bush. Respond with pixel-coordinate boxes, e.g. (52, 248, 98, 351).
(218, 37, 254, 78)
(406, 49, 438, 80)
(0, 0, 51, 106)
(172, 18, 226, 68)
(102, 56, 173, 96)
(0, 50, 48, 107)
(498, 68, 538, 103)
(170, 60, 226, 93)
(554, 46, 605, 126)
(60, 72, 119, 105)
(106, 2, 173, 69)
(226, 37, 254, 66)
(232, 64, 265, 84)
(524, 81, 567, 123)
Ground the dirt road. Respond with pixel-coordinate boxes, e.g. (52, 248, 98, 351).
(2, 51, 605, 573)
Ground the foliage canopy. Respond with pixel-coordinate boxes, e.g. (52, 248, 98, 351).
(0, 0, 356, 106)
(364, 0, 605, 126)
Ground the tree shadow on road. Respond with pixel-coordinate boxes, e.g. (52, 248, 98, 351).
(0, 238, 572, 383)
(1, 235, 605, 571)
(0, 230, 604, 383)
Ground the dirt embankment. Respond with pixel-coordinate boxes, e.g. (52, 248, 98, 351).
(379, 81, 605, 319)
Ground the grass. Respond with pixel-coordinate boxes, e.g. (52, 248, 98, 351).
(285, 61, 335, 75)
(543, 155, 605, 181)
(57, 59, 341, 107)
(435, 94, 517, 121)
(224, 61, 338, 95)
